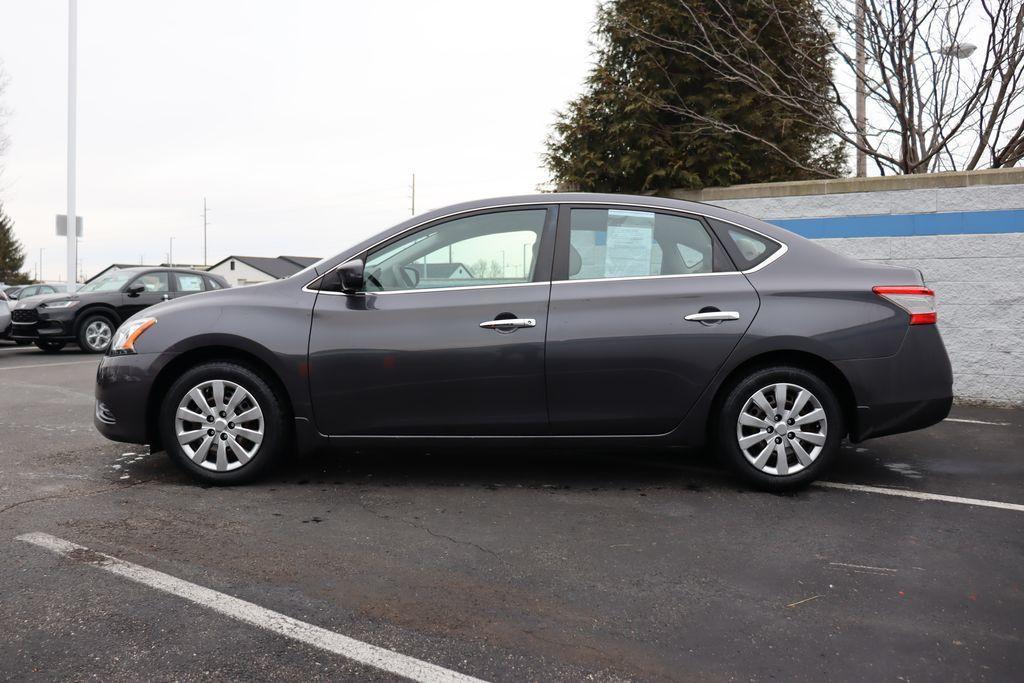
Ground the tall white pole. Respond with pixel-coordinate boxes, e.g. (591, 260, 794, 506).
(66, 0, 78, 287)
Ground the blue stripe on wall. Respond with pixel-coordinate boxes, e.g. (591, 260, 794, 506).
(771, 209, 1024, 239)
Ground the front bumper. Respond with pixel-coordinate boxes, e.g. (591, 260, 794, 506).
(9, 308, 77, 342)
(837, 325, 954, 442)
(94, 351, 163, 444)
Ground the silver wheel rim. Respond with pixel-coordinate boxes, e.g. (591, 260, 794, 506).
(85, 320, 112, 350)
(736, 382, 827, 476)
(175, 380, 265, 472)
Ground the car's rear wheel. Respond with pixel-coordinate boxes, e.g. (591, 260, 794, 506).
(159, 362, 287, 484)
(717, 366, 843, 491)
(77, 314, 115, 353)
(35, 340, 66, 352)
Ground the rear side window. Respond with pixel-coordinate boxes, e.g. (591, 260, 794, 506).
(710, 219, 781, 271)
(567, 209, 715, 280)
(175, 273, 206, 292)
(206, 277, 223, 290)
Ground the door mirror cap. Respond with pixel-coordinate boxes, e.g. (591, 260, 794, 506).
(337, 259, 364, 294)
(125, 283, 145, 297)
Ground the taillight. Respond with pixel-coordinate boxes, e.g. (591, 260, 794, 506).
(873, 286, 936, 325)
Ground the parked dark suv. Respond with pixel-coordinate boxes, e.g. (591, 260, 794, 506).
(11, 267, 229, 353)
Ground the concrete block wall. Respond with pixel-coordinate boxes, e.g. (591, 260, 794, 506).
(666, 169, 1024, 405)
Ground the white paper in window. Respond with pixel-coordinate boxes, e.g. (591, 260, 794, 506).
(604, 210, 654, 277)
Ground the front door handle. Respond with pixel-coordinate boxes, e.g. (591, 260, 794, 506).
(684, 311, 740, 322)
(479, 318, 536, 330)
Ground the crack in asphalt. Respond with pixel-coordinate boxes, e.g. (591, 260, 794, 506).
(356, 496, 503, 561)
(0, 479, 154, 517)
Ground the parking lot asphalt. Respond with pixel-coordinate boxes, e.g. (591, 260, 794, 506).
(1, 341, 1022, 681)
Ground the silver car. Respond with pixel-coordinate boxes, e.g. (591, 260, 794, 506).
(0, 290, 11, 340)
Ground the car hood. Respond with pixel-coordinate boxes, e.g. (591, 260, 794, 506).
(14, 292, 81, 309)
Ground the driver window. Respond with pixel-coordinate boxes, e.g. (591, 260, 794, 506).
(132, 272, 170, 293)
(363, 209, 547, 292)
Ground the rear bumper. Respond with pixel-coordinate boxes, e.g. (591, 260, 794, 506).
(837, 325, 953, 442)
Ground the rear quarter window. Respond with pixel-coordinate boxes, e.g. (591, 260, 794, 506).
(709, 218, 782, 271)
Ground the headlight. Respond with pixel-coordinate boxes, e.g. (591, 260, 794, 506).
(110, 317, 157, 355)
(43, 300, 79, 309)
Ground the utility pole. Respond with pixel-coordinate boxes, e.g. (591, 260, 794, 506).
(66, 0, 78, 287)
(855, 0, 867, 177)
(409, 173, 416, 215)
(39, 248, 43, 280)
(202, 197, 209, 266)
(168, 237, 174, 266)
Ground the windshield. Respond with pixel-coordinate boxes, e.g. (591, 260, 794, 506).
(78, 271, 136, 293)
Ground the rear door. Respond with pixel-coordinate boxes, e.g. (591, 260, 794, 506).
(545, 205, 760, 435)
(172, 272, 207, 300)
(308, 206, 557, 436)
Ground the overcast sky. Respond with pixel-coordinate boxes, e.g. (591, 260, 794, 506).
(0, 1, 597, 280)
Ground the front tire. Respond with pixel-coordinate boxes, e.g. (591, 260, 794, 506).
(159, 362, 288, 484)
(77, 314, 116, 353)
(717, 366, 844, 491)
(35, 340, 66, 352)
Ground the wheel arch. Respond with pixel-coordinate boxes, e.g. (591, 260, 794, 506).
(74, 304, 121, 331)
(145, 345, 296, 450)
(705, 349, 857, 443)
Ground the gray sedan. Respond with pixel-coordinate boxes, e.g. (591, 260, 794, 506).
(93, 193, 952, 490)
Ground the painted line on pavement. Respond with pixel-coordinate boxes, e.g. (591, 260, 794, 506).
(15, 532, 487, 683)
(944, 417, 1011, 426)
(816, 481, 1024, 513)
(0, 360, 97, 372)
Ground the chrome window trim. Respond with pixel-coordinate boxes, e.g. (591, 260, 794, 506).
(309, 280, 547, 297)
(302, 200, 787, 294)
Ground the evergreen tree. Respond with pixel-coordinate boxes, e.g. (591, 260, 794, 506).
(0, 203, 29, 284)
(545, 0, 846, 193)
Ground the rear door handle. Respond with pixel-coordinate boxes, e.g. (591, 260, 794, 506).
(479, 318, 536, 330)
(684, 311, 740, 322)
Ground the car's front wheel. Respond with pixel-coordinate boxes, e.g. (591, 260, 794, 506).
(159, 362, 288, 484)
(717, 366, 844, 491)
(77, 314, 116, 353)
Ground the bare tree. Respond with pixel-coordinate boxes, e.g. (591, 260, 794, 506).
(0, 60, 9, 168)
(617, 0, 1024, 174)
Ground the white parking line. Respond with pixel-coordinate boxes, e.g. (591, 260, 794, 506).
(16, 532, 486, 683)
(816, 481, 1024, 513)
(0, 360, 97, 372)
(944, 417, 1011, 426)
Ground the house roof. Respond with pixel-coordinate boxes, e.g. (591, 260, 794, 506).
(208, 255, 321, 280)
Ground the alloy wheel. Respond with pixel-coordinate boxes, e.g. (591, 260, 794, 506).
(174, 380, 265, 472)
(85, 320, 113, 351)
(735, 382, 827, 476)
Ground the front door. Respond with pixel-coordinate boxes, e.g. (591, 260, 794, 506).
(545, 205, 760, 435)
(120, 271, 171, 318)
(308, 206, 556, 436)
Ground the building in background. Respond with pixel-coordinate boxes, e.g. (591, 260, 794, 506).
(206, 255, 320, 287)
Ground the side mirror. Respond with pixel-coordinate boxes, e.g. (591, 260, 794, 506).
(126, 283, 145, 297)
(337, 259, 364, 294)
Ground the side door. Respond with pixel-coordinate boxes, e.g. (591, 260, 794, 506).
(120, 271, 171, 318)
(308, 206, 556, 436)
(171, 272, 207, 300)
(545, 205, 761, 435)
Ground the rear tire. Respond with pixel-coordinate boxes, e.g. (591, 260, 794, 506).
(717, 365, 844, 491)
(35, 340, 66, 352)
(159, 361, 288, 485)
(77, 314, 116, 353)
